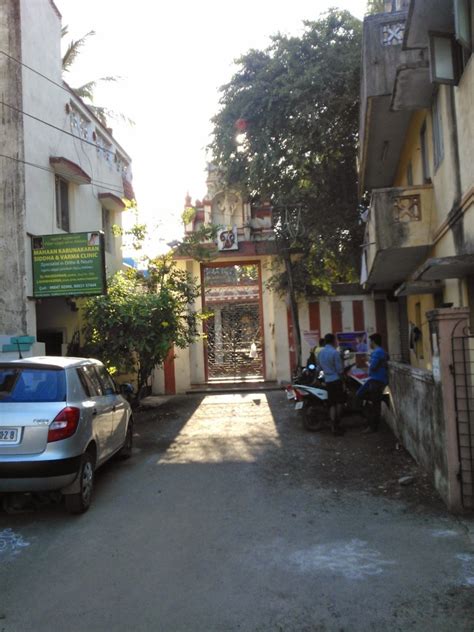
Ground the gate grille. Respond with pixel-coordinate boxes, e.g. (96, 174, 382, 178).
(203, 263, 264, 382)
(452, 333, 474, 509)
(206, 302, 263, 380)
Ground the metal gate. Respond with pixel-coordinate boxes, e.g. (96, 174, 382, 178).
(203, 264, 264, 382)
(206, 303, 263, 380)
(452, 332, 474, 509)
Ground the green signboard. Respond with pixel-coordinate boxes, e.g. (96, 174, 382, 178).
(32, 232, 106, 298)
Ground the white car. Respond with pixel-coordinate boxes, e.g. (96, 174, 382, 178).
(0, 357, 133, 513)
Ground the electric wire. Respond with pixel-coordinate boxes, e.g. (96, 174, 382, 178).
(0, 99, 117, 156)
(0, 49, 130, 157)
(0, 152, 126, 197)
(0, 50, 134, 199)
(0, 48, 72, 94)
(0, 49, 132, 190)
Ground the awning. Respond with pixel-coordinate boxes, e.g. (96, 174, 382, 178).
(98, 192, 126, 212)
(404, 0, 454, 49)
(394, 280, 443, 297)
(414, 255, 474, 281)
(50, 157, 91, 185)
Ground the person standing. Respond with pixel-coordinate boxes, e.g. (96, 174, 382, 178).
(318, 333, 345, 436)
(357, 333, 389, 433)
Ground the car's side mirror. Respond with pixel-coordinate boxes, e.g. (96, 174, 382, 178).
(120, 383, 134, 395)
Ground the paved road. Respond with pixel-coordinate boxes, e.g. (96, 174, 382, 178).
(1, 391, 473, 631)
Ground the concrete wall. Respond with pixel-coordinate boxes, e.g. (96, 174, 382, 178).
(455, 57, 473, 201)
(0, 0, 133, 354)
(384, 361, 448, 500)
(0, 0, 28, 336)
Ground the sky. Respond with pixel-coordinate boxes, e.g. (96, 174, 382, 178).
(56, 0, 367, 251)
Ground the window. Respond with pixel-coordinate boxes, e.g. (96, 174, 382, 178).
(95, 365, 117, 395)
(432, 93, 444, 170)
(102, 207, 114, 253)
(77, 368, 95, 398)
(79, 365, 103, 396)
(55, 175, 70, 231)
(0, 368, 66, 403)
(455, 0, 473, 75)
(454, 0, 472, 52)
(420, 122, 430, 183)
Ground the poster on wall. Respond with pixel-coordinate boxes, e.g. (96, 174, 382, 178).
(32, 232, 106, 298)
(336, 331, 369, 373)
(217, 226, 238, 251)
(336, 331, 369, 353)
(303, 330, 320, 349)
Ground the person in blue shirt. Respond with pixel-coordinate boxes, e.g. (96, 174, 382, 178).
(318, 333, 345, 436)
(356, 333, 388, 433)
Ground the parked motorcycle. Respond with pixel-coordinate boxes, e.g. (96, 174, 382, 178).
(288, 362, 367, 432)
(287, 363, 329, 431)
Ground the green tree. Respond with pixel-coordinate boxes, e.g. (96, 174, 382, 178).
(82, 256, 200, 398)
(211, 9, 363, 291)
(61, 25, 133, 127)
(211, 9, 363, 365)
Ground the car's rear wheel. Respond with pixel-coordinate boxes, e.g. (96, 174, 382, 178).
(117, 418, 133, 460)
(64, 451, 95, 514)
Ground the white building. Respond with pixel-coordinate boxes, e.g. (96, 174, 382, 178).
(0, 0, 133, 357)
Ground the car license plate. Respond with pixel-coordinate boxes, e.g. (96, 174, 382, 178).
(294, 401, 304, 410)
(0, 428, 19, 442)
(286, 388, 296, 400)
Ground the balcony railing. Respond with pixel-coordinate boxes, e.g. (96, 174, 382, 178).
(363, 185, 435, 289)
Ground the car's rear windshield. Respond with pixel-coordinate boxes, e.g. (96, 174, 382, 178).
(0, 368, 66, 403)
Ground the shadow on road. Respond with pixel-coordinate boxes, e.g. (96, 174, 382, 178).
(0, 395, 206, 519)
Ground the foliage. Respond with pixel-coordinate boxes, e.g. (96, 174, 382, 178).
(82, 257, 200, 395)
(61, 26, 134, 127)
(210, 9, 363, 296)
(174, 224, 220, 262)
(61, 27, 96, 73)
(182, 206, 197, 225)
(365, 0, 386, 14)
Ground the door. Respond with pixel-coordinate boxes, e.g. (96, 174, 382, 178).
(95, 365, 128, 452)
(77, 365, 115, 462)
(37, 330, 63, 356)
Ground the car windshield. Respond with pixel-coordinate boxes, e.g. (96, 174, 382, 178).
(0, 368, 67, 403)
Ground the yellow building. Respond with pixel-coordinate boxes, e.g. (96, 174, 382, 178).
(359, 0, 474, 510)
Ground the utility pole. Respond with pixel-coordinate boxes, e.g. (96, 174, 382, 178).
(283, 249, 302, 371)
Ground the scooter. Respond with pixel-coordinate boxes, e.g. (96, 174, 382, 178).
(287, 363, 330, 431)
(289, 362, 367, 432)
